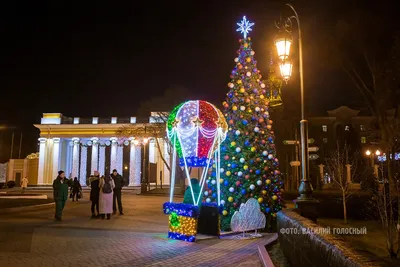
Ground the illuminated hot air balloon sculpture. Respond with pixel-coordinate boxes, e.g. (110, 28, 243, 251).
(163, 100, 228, 242)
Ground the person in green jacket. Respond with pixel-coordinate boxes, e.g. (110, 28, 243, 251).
(53, 170, 72, 221)
(183, 178, 201, 206)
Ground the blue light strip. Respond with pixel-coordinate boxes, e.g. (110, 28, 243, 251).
(179, 156, 213, 167)
(163, 202, 200, 217)
(168, 232, 196, 242)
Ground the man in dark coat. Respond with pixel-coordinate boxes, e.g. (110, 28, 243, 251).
(111, 169, 124, 215)
(53, 170, 71, 221)
(89, 171, 100, 218)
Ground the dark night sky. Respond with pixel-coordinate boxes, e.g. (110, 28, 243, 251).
(0, 0, 391, 158)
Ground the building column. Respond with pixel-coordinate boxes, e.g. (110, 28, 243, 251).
(91, 137, 99, 174)
(37, 137, 47, 185)
(65, 140, 73, 178)
(52, 138, 61, 178)
(98, 145, 106, 175)
(135, 145, 142, 185)
(129, 139, 141, 186)
(79, 145, 87, 185)
(71, 138, 80, 179)
(110, 137, 118, 172)
(117, 145, 123, 174)
(346, 164, 352, 184)
(163, 139, 170, 185)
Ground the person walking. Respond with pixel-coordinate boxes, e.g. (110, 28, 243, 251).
(20, 176, 28, 194)
(99, 175, 115, 220)
(89, 171, 100, 218)
(111, 169, 125, 215)
(53, 170, 71, 221)
(71, 177, 82, 202)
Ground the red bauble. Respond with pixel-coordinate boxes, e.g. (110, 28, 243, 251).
(256, 158, 261, 162)
(264, 167, 269, 171)
(250, 169, 253, 173)
(233, 203, 237, 207)
(263, 174, 267, 178)
(245, 175, 250, 179)
(236, 181, 241, 186)
(229, 120, 234, 124)
(224, 155, 229, 160)
(261, 140, 266, 144)
(259, 118, 264, 123)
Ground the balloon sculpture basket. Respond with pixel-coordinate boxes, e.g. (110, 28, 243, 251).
(163, 202, 223, 242)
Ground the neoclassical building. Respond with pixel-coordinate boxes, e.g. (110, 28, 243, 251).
(31, 113, 170, 186)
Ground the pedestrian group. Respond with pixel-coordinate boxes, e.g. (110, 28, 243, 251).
(52, 169, 125, 221)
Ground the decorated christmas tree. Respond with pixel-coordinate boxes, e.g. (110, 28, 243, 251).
(205, 16, 284, 230)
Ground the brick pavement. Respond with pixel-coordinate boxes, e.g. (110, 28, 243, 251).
(0, 192, 268, 267)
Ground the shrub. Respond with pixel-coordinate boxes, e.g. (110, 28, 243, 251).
(6, 180, 16, 188)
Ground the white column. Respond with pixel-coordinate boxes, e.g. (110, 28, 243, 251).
(163, 140, 170, 185)
(117, 145, 123, 174)
(98, 145, 106, 175)
(134, 145, 141, 185)
(91, 137, 99, 174)
(52, 138, 61, 178)
(110, 137, 118, 172)
(71, 138, 80, 179)
(129, 139, 140, 186)
(346, 164, 352, 184)
(37, 138, 47, 185)
(80, 145, 87, 185)
(65, 141, 73, 178)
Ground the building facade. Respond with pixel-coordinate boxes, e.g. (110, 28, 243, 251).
(275, 106, 387, 191)
(31, 113, 170, 186)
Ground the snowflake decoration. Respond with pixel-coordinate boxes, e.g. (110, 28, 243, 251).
(236, 16, 255, 39)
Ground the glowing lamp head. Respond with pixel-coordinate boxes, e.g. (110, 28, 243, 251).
(279, 62, 293, 81)
(274, 34, 292, 60)
(143, 138, 149, 144)
(133, 140, 139, 146)
(365, 150, 371, 156)
(375, 150, 381, 156)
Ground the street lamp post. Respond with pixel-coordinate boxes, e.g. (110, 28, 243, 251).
(365, 149, 380, 178)
(275, 3, 318, 221)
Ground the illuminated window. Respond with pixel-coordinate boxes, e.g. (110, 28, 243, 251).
(323, 138, 328, 144)
(322, 125, 327, 132)
(360, 125, 365, 131)
(345, 126, 350, 131)
(361, 137, 366, 143)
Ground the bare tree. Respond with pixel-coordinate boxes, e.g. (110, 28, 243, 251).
(371, 165, 400, 258)
(325, 143, 359, 224)
(116, 112, 186, 193)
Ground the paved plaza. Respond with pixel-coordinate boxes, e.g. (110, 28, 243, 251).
(0, 191, 269, 267)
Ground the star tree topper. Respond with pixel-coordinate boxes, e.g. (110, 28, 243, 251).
(236, 16, 255, 39)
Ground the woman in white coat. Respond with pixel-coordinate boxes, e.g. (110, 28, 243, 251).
(99, 175, 115, 219)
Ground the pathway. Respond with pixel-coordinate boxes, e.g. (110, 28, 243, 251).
(0, 192, 268, 267)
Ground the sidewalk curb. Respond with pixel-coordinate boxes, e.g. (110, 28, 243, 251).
(257, 233, 278, 267)
(2, 202, 55, 214)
